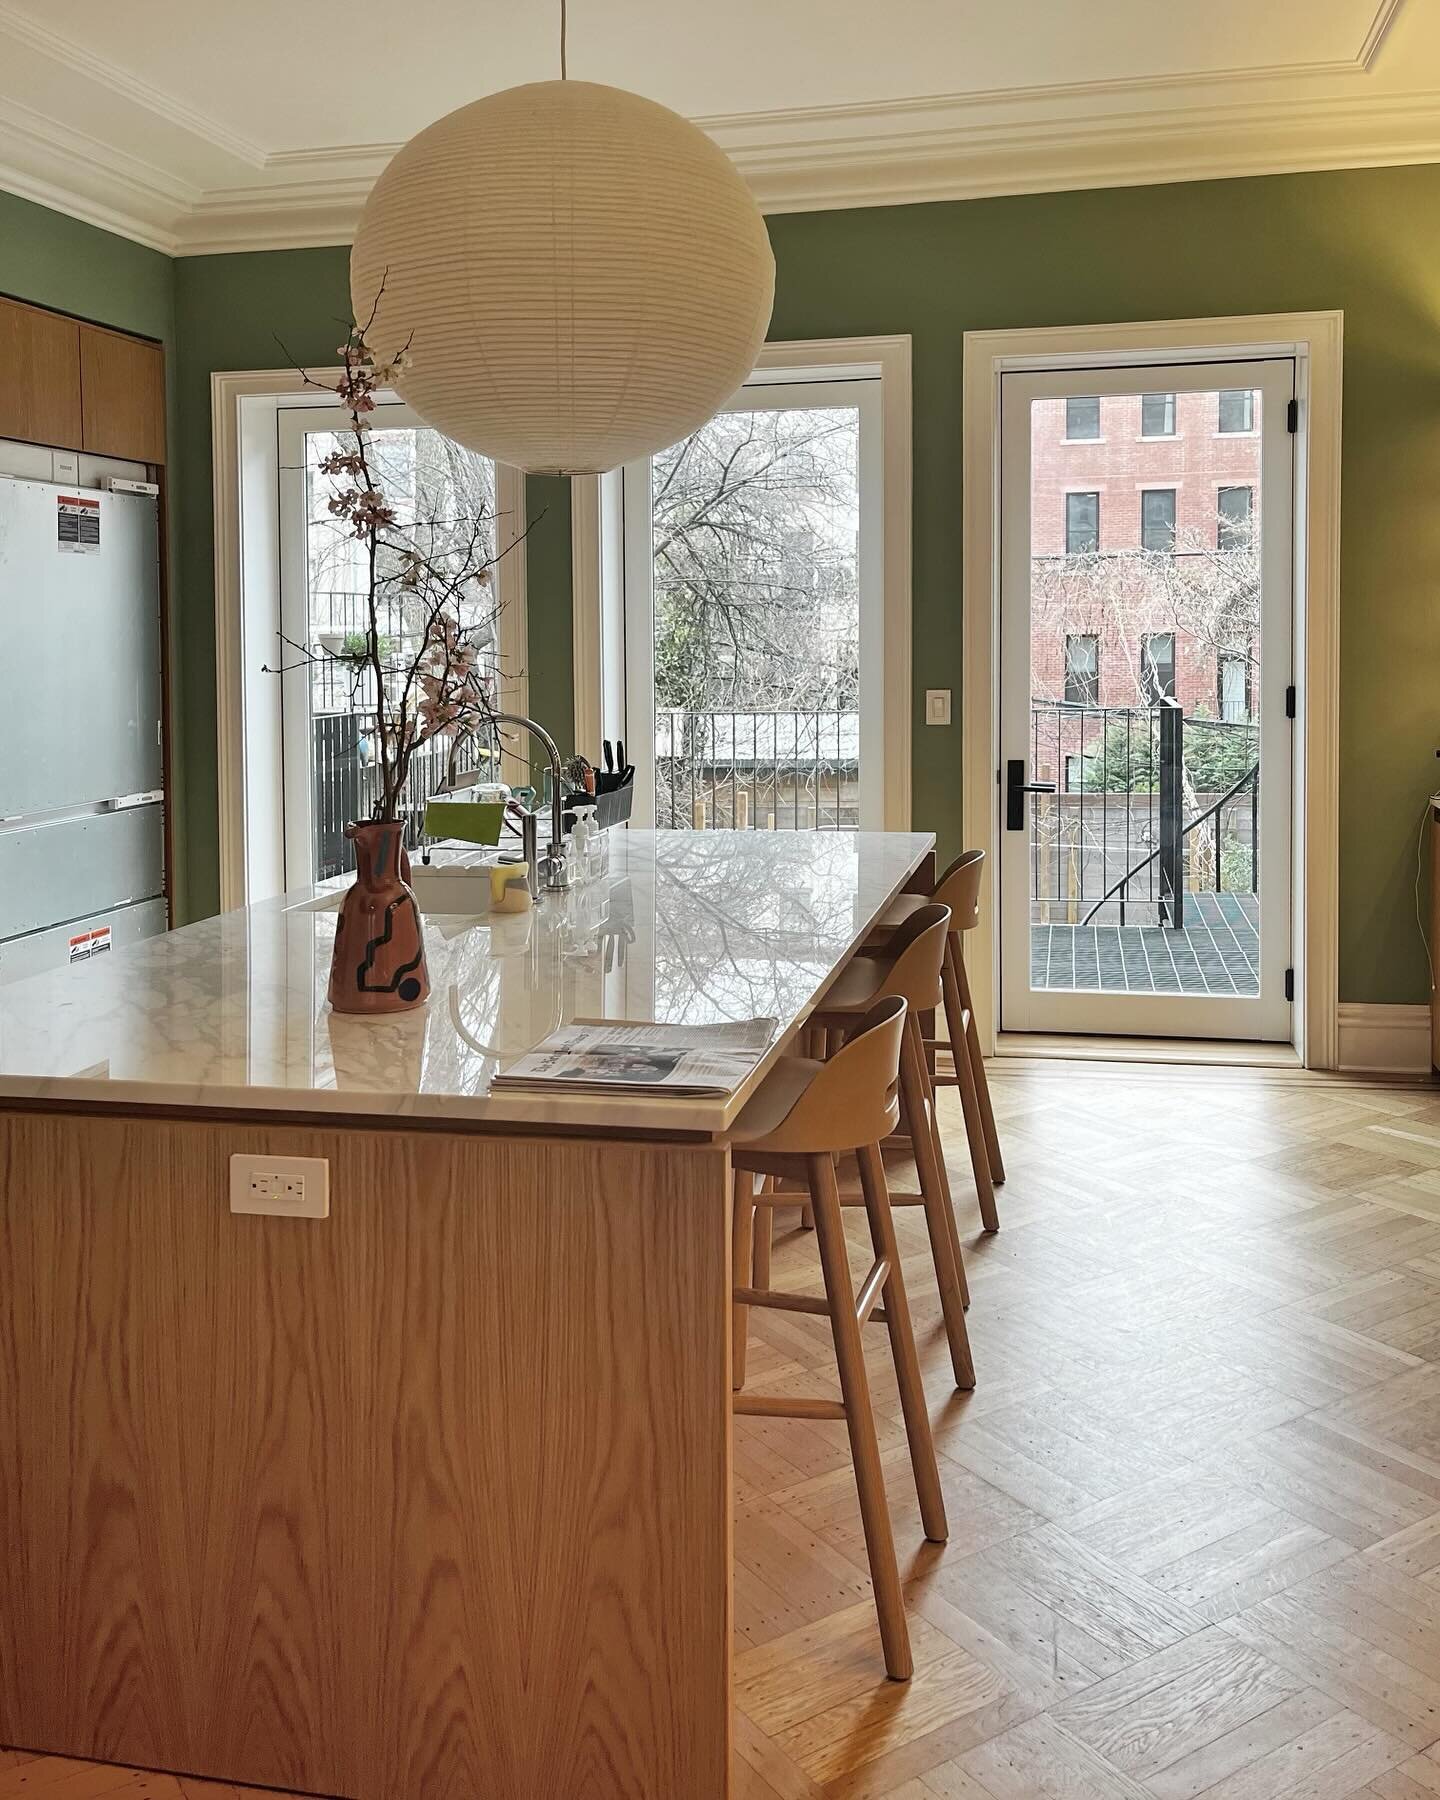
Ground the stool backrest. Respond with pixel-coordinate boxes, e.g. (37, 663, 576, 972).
(754, 996, 906, 1155)
(933, 849, 984, 932)
(872, 903, 950, 1012)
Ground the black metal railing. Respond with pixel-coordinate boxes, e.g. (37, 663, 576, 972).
(311, 713, 493, 880)
(655, 706, 860, 830)
(1029, 699, 1258, 926)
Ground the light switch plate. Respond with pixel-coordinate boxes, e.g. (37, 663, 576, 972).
(230, 1153, 329, 1218)
(925, 688, 952, 726)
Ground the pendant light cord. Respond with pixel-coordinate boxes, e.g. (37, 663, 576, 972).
(560, 0, 568, 78)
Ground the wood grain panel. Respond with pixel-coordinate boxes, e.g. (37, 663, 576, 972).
(0, 297, 82, 449)
(78, 326, 165, 464)
(0, 1112, 732, 1799)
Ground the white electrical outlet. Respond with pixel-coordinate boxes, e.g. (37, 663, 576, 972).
(230, 1153, 329, 1218)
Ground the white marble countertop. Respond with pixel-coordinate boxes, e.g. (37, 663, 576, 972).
(0, 829, 934, 1135)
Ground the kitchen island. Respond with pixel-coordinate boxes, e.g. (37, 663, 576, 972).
(0, 828, 933, 1800)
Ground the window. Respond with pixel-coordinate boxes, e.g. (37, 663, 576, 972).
(1065, 491, 1099, 554)
(1218, 389, 1255, 433)
(1064, 633, 1100, 707)
(1219, 652, 1250, 723)
(1141, 632, 1176, 702)
(1064, 753, 1083, 793)
(1140, 487, 1176, 552)
(1065, 396, 1101, 440)
(1217, 484, 1253, 550)
(1141, 392, 1176, 437)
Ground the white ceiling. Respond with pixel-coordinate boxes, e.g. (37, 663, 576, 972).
(0, 0, 1435, 253)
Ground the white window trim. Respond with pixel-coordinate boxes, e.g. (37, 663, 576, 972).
(961, 312, 1342, 1070)
(571, 334, 913, 830)
(212, 367, 528, 909)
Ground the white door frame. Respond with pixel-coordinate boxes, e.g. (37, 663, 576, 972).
(212, 368, 529, 909)
(962, 313, 1342, 1068)
(572, 335, 914, 829)
(998, 357, 1295, 1041)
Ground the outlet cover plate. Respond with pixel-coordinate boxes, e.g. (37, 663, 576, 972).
(230, 1152, 329, 1218)
(925, 688, 952, 726)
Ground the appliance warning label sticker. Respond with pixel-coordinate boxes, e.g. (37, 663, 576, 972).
(57, 494, 100, 553)
(68, 927, 112, 963)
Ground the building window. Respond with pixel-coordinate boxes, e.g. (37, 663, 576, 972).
(1141, 392, 1176, 437)
(1064, 753, 1083, 792)
(1141, 632, 1176, 702)
(1218, 389, 1255, 433)
(1065, 491, 1100, 554)
(1219, 653, 1250, 723)
(1140, 487, 1177, 551)
(1217, 484, 1253, 550)
(1064, 633, 1100, 706)
(1065, 396, 1101, 440)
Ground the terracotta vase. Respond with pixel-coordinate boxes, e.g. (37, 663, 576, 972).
(328, 819, 430, 1014)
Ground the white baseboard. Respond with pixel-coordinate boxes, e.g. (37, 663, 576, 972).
(1337, 1003, 1432, 1074)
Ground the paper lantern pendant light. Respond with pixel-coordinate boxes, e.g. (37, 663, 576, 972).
(350, 79, 776, 476)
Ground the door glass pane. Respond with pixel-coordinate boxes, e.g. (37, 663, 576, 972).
(1029, 388, 1262, 998)
(649, 403, 861, 830)
(300, 424, 499, 879)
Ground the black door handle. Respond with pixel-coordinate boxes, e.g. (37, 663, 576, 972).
(1006, 759, 1056, 830)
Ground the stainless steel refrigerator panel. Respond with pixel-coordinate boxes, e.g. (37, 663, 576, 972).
(0, 895, 167, 986)
(0, 477, 162, 817)
(0, 803, 164, 940)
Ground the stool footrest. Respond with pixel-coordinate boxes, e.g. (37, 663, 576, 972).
(734, 1285, 831, 1318)
(835, 1187, 925, 1207)
(734, 1394, 847, 1422)
(855, 1257, 890, 1326)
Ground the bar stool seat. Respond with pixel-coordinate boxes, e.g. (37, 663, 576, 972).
(730, 995, 946, 1682)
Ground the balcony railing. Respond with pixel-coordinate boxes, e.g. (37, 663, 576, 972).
(1029, 699, 1258, 926)
(655, 706, 860, 830)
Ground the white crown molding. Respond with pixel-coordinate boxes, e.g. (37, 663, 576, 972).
(0, 0, 266, 166)
(0, 6, 1435, 257)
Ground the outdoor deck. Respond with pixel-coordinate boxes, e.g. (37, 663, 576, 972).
(1030, 891, 1259, 995)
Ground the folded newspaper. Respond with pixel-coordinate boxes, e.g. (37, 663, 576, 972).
(492, 1017, 778, 1095)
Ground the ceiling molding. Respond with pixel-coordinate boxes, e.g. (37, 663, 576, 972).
(0, 0, 267, 166)
(0, 0, 1433, 257)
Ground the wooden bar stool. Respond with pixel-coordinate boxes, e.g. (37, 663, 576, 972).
(802, 903, 976, 1391)
(730, 995, 946, 1681)
(866, 850, 1003, 1233)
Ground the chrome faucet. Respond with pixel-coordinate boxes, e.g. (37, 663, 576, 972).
(444, 712, 569, 892)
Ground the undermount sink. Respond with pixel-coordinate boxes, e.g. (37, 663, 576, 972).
(291, 862, 510, 918)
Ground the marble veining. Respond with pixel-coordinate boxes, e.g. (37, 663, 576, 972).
(0, 829, 932, 1133)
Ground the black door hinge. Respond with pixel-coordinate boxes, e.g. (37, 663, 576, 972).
(1287, 398, 1299, 433)
(1284, 967, 1295, 1002)
(1285, 684, 1297, 719)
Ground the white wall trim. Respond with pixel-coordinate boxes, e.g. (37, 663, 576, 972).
(961, 311, 1343, 1069)
(212, 367, 529, 910)
(570, 334, 913, 829)
(1337, 1003, 1431, 1073)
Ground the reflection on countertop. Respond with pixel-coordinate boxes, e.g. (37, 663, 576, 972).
(0, 829, 932, 1131)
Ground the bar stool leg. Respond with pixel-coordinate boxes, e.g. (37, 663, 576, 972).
(956, 946, 1006, 1187)
(807, 1151, 913, 1681)
(857, 1141, 947, 1544)
(752, 1177, 774, 1291)
(732, 1168, 755, 1393)
(943, 939, 1000, 1234)
(898, 1015, 976, 1390)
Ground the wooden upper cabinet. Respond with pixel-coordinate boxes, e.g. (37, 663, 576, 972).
(79, 324, 165, 465)
(0, 297, 83, 449)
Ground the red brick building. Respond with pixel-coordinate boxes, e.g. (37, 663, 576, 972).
(1028, 388, 1262, 724)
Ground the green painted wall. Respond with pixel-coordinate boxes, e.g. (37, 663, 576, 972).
(11, 164, 1440, 1002)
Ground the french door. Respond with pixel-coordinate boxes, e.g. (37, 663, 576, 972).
(998, 359, 1295, 1039)
(275, 402, 514, 886)
(620, 372, 887, 830)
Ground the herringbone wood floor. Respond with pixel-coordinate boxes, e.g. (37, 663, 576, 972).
(7, 1059, 1440, 1799)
